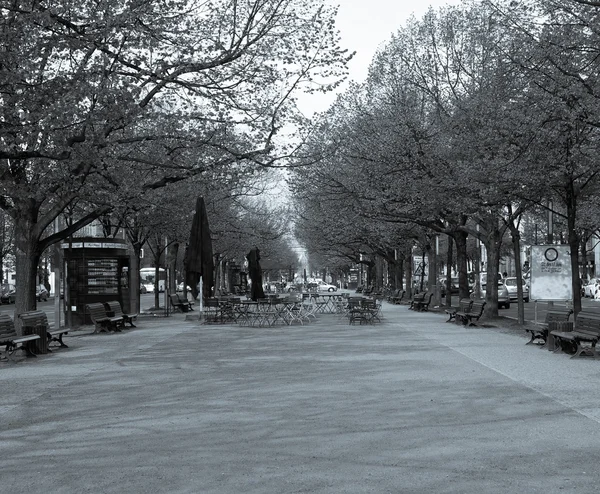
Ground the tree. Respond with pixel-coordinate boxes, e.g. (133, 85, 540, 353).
(0, 1, 353, 322)
(489, 0, 600, 313)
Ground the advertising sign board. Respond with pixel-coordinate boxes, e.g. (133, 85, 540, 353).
(529, 245, 572, 301)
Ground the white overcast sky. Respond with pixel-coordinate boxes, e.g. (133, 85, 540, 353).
(298, 0, 462, 115)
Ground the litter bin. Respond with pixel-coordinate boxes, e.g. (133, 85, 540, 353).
(547, 321, 573, 352)
(23, 324, 49, 355)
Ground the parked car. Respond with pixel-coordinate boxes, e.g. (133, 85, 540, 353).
(438, 277, 459, 298)
(316, 280, 337, 292)
(140, 283, 148, 294)
(481, 280, 511, 309)
(583, 278, 599, 298)
(287, 283, 305, 292)
(503, 277, 529, 302)
(0, 283, 16, 304)
(306, 280, 337, 292)
(36, 284, 49, 302)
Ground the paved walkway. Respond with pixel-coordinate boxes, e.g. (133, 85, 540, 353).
(2, 303, 600, 493)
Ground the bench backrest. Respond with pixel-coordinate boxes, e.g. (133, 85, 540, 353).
(545, 310, 572, 325)
(575, 311, 600, 335)
(105, 301, 124, 317)
(19, 310, 49, 331)
(86, 303, 109, 322)
(177, 293, 189, 304)
(412, 293, 425, 301)
(459, 298, 473, 312)
(470, 301, 486, 316)
(0, 313, 16, 340)
(169, 293, 183, 306)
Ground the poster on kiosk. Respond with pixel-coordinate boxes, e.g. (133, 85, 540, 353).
(529, 245, 573, 301)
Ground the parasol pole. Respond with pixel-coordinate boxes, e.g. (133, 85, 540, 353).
(199, 275, 203, 319)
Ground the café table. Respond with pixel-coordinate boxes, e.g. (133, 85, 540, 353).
(314, 293, 343, 314)
(276, 298, 304, 325)
(238, 299, 278, 327)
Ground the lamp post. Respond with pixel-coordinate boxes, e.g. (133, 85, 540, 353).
(547, 199, 554, 309)
(548, 200, 553, 244)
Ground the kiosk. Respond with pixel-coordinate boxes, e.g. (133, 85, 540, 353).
(61, 238, 131, 326)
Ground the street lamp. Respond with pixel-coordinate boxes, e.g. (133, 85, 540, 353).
(548, 199, 553, 244)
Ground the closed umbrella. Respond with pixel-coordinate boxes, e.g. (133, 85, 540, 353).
(246, 247, 265, 301)
(184, 197, 214, 302)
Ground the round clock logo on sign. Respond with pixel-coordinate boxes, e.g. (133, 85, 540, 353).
(544, 247, 559, 262)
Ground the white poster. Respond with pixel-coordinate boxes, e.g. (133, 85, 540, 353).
(529, 245, 573, 301)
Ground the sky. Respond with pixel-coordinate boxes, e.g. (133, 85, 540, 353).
(298, 0, 461, 116)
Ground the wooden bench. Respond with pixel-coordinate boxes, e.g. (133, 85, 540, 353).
(386, 289, 399, 303)
(0, 313, 40, 361)
(176, 293, 194, 311)
(86, 302, 123, 333)
(169, 293, 190, 313)
(389, 290, 405, 305)
(408, 293, 426, 310)
(19, 309, 71, 350)
(456, 300, 486, 326)
(445, 298, 473, 323)
(105, 301, 138, 328)
(413, 292, 433, 312)
(551, 310, 600, 359)
(525, 309, 572, 346)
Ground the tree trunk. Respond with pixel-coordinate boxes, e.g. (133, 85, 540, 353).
(398, 254, 404, 293)
(446, 235, 454, 307)
(167, 242, 179, 293)
(482, 229, 504, 317)
(14, 218, 40, 334)
(426, 241, 434, 293)
(418, 250, 426, 292)
(130, 243, 142, 315)
(510, 227, 525, 325)
(454, 231, 469, 299)
(566, 186, 581, 314)
(405, 245, 413, 298)
(376, 255, 384, 290)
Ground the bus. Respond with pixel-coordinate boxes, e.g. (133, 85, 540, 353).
(140, 267, 166, 293)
